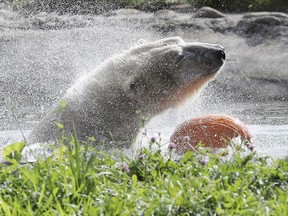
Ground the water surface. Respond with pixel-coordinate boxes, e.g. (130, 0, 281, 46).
(0, 7, 287, 159)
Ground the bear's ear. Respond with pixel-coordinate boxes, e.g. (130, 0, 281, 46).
(135, 38, 147, 46)
(123, 76, 140, 95)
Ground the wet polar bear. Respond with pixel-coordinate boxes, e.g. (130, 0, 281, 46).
(28, 37, 225, 148)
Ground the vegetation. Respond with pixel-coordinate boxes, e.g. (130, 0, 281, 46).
(0, 136, 287, 215)
(4, 0, 288, 14)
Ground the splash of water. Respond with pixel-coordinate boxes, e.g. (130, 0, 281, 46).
(0, 7, 287, 158)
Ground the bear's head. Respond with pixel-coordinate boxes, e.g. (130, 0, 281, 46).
(108, 37, 226, 116)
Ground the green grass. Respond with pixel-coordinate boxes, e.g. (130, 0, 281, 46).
(0, 137, 288, 215)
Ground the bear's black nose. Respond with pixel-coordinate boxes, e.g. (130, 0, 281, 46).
(218, 50, 226, 60)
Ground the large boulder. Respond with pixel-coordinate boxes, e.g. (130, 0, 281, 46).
(193, 7, 225, 18)
(234, 12, 288, 46)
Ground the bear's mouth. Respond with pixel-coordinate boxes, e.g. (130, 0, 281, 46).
(175, 56, 225, 75)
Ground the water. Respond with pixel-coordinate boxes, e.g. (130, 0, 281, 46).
(136, 100, 288, 159)
(0, 7, 287, 159)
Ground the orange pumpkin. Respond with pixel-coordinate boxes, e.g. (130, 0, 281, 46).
(170, 115, 252, 153)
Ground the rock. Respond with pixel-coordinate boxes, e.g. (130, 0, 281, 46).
(154, 9, 177, 19)
(242, 12, 288, 26)
(242, 12, 288, 19)
(107, 8, 143, 17)
(234, 12, 288, 45)
(254, 16, 281, 26)
(193, 7, 225, 18)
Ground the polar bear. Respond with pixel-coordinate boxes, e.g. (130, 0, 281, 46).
(27, 37, 225, 148)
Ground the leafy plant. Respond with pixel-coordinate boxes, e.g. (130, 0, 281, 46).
(1, 141, 26, 164)
(0, 135, 287, 215)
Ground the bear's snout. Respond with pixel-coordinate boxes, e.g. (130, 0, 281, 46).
(210, 47, 226, 69)
(180, 43, 225, 73)
(216, 49, 226, 61)
(183, 44, 225, 61)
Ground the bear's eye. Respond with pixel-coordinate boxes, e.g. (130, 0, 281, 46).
(130, 83, 136, 90)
